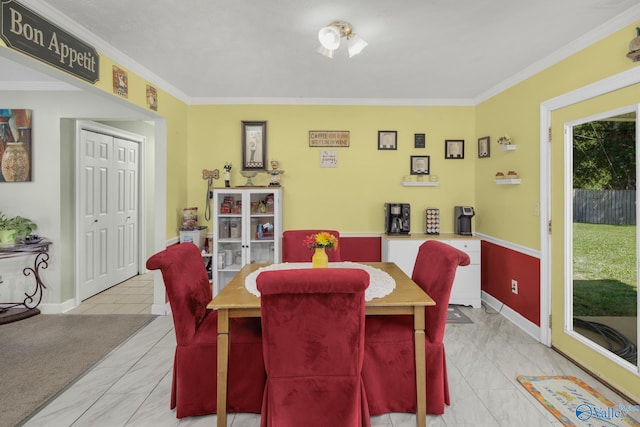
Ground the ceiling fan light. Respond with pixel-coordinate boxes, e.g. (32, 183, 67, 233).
(317, 45, 334, 58)
(318, 25, 341, 50)
(348, 35, 368, 57)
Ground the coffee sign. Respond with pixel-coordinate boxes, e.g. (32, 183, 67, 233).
(309, 131, 350, 147)
(1, 0, 99, 83)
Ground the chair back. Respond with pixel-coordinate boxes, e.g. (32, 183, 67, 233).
(257, 268, 370, 426)
(282, 229, 341, 262)
(146, 243, 211, 344)
(411, 240, 470, 343)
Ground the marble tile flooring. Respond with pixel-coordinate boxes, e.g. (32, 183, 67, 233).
(23, 289, 635, 426)
(66, 273, 154, 315)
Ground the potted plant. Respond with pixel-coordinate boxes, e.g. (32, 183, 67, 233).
(0, 212, 37, 244)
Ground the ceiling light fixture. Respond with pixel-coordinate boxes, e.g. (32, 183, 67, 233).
(317, 21, 368, 58)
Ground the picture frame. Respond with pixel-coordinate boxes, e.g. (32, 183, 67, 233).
(414, 133, 426, 148)
(445, 139, 464, 159)
(0, 109, 32, 182)
(241, 121, 267, 170)
(410, 155, 430, 175)
(378, 130, 397, 150)
(478, 136, 490, 158)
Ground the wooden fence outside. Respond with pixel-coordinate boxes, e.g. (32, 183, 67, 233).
(573, 189, 636, 225)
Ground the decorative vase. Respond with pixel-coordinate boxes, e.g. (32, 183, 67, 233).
(1, 141, 30, 182)
(312, 247, 329, 268)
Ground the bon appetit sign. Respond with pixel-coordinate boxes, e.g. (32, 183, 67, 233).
(1, 0, 99, 83)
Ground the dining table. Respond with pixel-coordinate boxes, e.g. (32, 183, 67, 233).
(207, 261, 435, 427)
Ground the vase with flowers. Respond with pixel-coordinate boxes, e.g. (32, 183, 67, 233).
(304, 232, 338, 268)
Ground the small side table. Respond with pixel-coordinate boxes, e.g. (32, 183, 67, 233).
(0, 238, 51, 323)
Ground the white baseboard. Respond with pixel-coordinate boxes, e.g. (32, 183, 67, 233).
(482, 291, 541, 342)
(38, 298, 76, 314)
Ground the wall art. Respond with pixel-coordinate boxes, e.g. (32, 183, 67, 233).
(478, 136, 490, 158)
(410, 155, 430, 175)
(0, 109, 32, 182)
(445, 139, 465, 159)
(378, 130, 397, 150)
(242, 121, 267, 170)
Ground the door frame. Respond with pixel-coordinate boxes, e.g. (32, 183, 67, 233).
(540, 66, 640, 347)
(74, 120, 146, 305)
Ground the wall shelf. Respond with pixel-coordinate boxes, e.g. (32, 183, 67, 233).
(499, 144, 517, 151)
(401, 181, 439, 187)
(495, 179, 521, 185)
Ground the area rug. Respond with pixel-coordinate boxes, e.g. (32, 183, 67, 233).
(517, 375, 640, 426)
(0, 306, 40, 324)
(0, 313, 156, 427)
(447, 305, 473, 324)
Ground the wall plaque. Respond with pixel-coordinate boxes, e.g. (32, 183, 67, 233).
(309, 130, 350, 147)
(0, 0, 99, 83)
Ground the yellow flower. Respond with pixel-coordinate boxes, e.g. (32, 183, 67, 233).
(304, 232, 338, 250)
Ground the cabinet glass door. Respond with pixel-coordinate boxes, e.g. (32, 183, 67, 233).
(214, 190, 244, 292)
(248, 191, 276, 264)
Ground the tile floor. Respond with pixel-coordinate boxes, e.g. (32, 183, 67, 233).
(66, 273, 154, 315)
(23, 278, 636, 427)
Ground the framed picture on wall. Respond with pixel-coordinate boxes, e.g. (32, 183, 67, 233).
(378, 130, 397, 150)
(445, 139, 464, 159)
(241, 121, 267, 170)
(410, 155, 430, 175)
(0, 109, 32, 182)
(478, 136, 490, 158)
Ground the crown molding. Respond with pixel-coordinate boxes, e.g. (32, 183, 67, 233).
(474, 3, 640, 104)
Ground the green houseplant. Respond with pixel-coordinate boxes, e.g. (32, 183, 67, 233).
(0, 212, 37, 244)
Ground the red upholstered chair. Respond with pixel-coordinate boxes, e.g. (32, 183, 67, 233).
(257, 268, 371, 427)
(146, 243, 265, 418)
(281, 229, 342, 262)
(362, 240, 471, 416)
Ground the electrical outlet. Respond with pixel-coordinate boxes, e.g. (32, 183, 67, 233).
(511, 279, 518, 294)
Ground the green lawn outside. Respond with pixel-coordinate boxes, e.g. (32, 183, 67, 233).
(573, 222, 637, 316)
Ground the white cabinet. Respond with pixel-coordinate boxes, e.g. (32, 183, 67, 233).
(381, 234, 481, 307)
(212, 187, 282, 295)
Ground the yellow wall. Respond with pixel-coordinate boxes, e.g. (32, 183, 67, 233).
(475, 21, 639, 250)
(186, 105, 475, 234)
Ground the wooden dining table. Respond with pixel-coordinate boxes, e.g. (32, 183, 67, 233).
(207, 261, 435, 427)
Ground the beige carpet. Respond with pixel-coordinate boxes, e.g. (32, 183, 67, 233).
(0, 313, 156, 426)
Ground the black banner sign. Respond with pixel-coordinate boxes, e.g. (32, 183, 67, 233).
(0, 0, 99, 83)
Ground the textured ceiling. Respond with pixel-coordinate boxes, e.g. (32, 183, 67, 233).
(4, 0, 640, 103)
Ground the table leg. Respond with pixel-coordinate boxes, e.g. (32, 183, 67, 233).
(414, 307, 426, 427)
(217, 309, 230, 427)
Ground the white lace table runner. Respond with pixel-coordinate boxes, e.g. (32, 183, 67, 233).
(244, 262, 395, 302)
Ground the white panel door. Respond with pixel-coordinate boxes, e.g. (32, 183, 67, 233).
(79, 129, 113, 300)
(113, 137, 139, 284)
(79, 130, 139, 300)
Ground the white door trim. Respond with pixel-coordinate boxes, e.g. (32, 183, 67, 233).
(539, 66, 640, 346)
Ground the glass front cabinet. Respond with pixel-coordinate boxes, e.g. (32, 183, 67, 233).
(212, 187, 282, 295)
